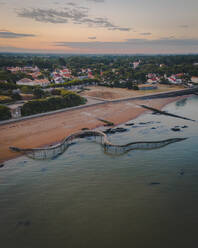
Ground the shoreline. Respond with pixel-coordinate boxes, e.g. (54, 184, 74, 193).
(0, 95, 189, 163)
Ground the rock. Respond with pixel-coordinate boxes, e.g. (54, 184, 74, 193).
(139, 122, 153, 125)
(179, 169, 184, 176)
(104, 127, 128, 134)
(171, 127, 181, 132)
(125, 122, 135, 126)
(182, 125, 188, 129)
(104, 123, 114, 127)
(152, 111, 161, 115)
(0, 164, 4, 168)
(114, 127, 128, 133)
(104, 128, 116, 134)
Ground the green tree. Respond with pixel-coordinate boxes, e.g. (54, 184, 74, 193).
(0, 105, 11, 120)
(33, 88, 45, 99)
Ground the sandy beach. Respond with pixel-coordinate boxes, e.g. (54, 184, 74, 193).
(80, 85, 185, 100)
(0, 95, 186, 163)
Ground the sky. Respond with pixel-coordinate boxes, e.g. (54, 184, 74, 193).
(0, 0, 198, 54)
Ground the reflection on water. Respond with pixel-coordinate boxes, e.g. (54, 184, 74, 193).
(1, 96, 198, 248)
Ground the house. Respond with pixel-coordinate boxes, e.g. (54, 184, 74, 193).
(28, 71, 42, 79)
(88, 72, 94, 79)
(9, 103, 23, 118)
(168, 75, 183, 84)
(60, 69, 72, 78)
(147, 73, 156, 79)
(34, 79, 50, 87)
(23, 66, 39, 73)
(78, 76, 88, 80)
(16, 78, 50, 87)
(54, 77, 64, 84)
(133, 61, 140, 69)
(147, 78, 159, 84)
(16, 78, 33, 86)
(7, 67, 22, 73)
(175, 73, 184, 78)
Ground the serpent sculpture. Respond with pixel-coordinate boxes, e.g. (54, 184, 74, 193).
(10, 130, 187, 160)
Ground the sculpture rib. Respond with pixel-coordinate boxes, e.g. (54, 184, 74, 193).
(10, 130, 187, 160)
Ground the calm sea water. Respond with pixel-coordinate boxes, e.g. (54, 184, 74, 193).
(1, 96, 198, 248)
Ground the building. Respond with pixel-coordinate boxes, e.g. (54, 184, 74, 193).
(78, 76, 88, 80)
(7, 66, 39, 73)
(16, 78, 33, 86)
(16, 78, 50, 87)
(133, 61, 140, 69)
(33, 79, 50, 87)
(54, 77, 64, 84)
(9, 104, 23, 118)
(168, 76, 183, 84)
(88, 72, 94, 79)
(138, 84, 158, 90)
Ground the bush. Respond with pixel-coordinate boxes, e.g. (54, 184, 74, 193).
(33, 88, 45, 99)
(21, 92, 86, 116)
(11, 93, 22, 101)
(20, 86, 34, 94)
(0, 95, 12, 103)
(0, 82, 17, 90)
(0, 105, 11, 120)
(51, 89, 61, 95)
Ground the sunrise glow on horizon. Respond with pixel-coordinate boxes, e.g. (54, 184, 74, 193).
(0, 0, 198, 54)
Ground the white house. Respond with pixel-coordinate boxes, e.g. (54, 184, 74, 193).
(133, 61, 140, 69)
(168, 76, 183, 85)
(16, 78, 50, 87)
(54, 77, 64, 84)
(16, 78, 33, 86)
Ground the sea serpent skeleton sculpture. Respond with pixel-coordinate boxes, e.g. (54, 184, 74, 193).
(10, 130, 187, 160)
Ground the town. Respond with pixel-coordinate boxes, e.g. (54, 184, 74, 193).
(1, 54, 198, 120)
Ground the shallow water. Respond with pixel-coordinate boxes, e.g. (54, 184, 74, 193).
(1, 96, 198, 248)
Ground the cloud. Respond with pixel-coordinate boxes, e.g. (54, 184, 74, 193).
(139, 32, 152, 36)
(1, 38, 198, 54)
(0, 45, 65, 54)
(88, 36, 97, 39)
(16, 7, 130, 31)
(87, 0, 105, 2)
(53, 38, 198, 53)
(0, 31, 36, 38)
(67, 2, 77, 6)
(179, 25, 189, 28)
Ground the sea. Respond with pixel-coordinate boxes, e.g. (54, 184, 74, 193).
(1, 95, 198, 248)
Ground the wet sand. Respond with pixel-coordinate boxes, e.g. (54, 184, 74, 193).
(0, 96, 184, 163)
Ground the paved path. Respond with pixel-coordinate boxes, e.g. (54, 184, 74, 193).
(1, 87, 198, 126)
